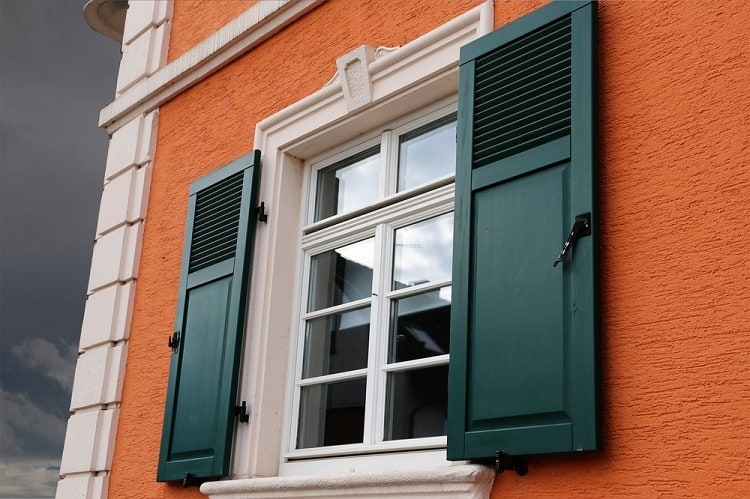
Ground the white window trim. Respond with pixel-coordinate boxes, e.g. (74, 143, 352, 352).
(285, 105, 457, 463)
(205, 2, 495, 497)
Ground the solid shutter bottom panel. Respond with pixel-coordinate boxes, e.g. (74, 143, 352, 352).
(463, 421, 572, 460)
(167, 278, 232, 458)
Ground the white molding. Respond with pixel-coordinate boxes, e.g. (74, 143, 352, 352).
(337, 45, 377, 112)
(96, 164, 152, 236)
(59, 1, 169, 495)
(55, 474, 108, 499)
(87, 222, 144, 293)
(200, 465, 495, 499)
(231, 0, 493, 483)
(122, 0, 171, 46)
(59, 408, 120, 475)
(116, 21, 169, 94)
(99, 0, 324, 131)
(69, 342, 127, 410)
(79, 281, 135, 349)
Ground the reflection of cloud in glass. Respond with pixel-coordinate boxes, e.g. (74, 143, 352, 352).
(336, 238, 374, 269)
(398, 120, 456, 192)
(336, 155, 379, 213)
(393, 213, 453, 289)
(308, 238, 374, 311)
(315, 151, 380, 221)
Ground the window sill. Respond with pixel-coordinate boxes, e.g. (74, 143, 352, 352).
(200, 464, 494, 498)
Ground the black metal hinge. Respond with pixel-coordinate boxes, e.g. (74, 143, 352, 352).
(168, 331, 180, 352)
(495, 451, 528, 476)
(256, 202, 268, 223)
(235, 401, 250, 423)
(183, 472, 200, 488)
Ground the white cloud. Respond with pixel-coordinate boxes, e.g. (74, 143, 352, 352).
(11, 339, 76, 392)
(0, 457, 60, 498)
(0, 390, 67, 452)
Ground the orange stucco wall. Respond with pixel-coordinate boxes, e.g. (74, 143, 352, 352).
(167, 0, 259, 62)
(109, 1, 750, 497)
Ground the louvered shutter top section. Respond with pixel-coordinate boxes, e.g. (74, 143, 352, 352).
(189, 171, 244, 273)
(472, 16, 571, 168)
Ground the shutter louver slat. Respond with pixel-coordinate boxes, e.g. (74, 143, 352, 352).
(190, 213, 242, 252)
(194, 182, 244, 214)
(189, 171, 244, 273)
(474, 17, 570, 79)
(474, 95, 571, 148)
(474, 58, 571, 122)
(472, 16, 572, 169)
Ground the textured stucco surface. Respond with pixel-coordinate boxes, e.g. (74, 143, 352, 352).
(109, 1, 750, 497)
(492, 1, 750, 497)
(167, 0, 259, 62)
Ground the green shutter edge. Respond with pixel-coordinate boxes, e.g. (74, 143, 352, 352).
(157, 150, 262, 482)
(448, 1, 599, 462)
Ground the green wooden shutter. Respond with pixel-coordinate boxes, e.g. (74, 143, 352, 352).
(448, 1, 599, 461)
(157, 150, 261, 481)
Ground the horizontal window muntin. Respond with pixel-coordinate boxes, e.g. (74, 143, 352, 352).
(302, 175, 455, 236)
(381, 354, 449, 374)
(301, 184, 454, 251)
(297, 368, 369, 387)
(284, 435, 447, 461)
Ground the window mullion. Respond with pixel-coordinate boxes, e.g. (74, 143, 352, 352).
(363, 224, 386, 446)
(382, 129, 399, 196)
(374, 223, 395, 445)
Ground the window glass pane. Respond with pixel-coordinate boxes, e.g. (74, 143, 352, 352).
(384, 365, 448, 441)
(297, 378, 366, 449)
(393, 213, 453, 290)
(315, 147, 380, 221)
(308, 238, 374, 312)
(303, 308, 370, 378)
(397, 118, 456, 192)
(388, 287, 450, 363)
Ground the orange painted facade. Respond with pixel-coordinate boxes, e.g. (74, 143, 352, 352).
(108, 1, 749, 497)
(167, 0, 260, 62)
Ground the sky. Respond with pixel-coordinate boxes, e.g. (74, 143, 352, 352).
(0, 1, 121, 496)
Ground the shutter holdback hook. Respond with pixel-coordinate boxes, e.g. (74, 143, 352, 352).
(553, 212, 592, 267)
(495, 451, 528, 476)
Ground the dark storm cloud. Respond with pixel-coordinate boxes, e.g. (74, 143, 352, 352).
(1, 0, 120, 496)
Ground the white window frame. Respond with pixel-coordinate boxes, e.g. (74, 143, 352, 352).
(285, 102, 457, 465)
(205, 3, 495, 497)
